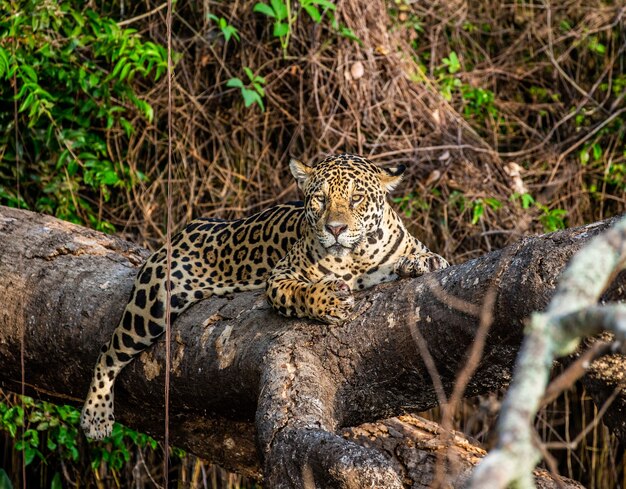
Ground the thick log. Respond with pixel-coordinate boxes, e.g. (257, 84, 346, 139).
(0, 205, 622, 487)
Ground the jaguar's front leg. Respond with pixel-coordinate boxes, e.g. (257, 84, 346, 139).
(394, 252, 449, 278)
(266, 274, 355, 325)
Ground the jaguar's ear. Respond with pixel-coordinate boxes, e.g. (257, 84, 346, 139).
(380, 165, 406, 192)
(289, 158, 313, 190)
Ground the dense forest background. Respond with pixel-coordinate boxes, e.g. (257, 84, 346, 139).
(0, 0, 624, 487)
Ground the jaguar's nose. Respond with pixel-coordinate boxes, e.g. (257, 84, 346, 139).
(325, 223, 348, 238)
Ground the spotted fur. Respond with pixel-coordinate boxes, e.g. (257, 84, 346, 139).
(80, 153, 448, 439)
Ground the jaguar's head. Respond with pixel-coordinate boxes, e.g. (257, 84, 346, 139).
(290, 153, 404, 257)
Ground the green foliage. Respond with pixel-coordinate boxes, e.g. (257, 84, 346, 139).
(253, 0, 293, 53)
(392, 192, 429, 218)
(0, 394, 162, 479)
(207, 13, 240, 43)
(579, 143, 603, 166)
(328, 13, 360, 44)
(301, 0, 336, 23)
(254, 0, 290, 38)
(600, 73, 626, 97)
(470, 197, 502, 225)
(0, 469, 13, 489)
(89, 423, 158, 471)
(442, 51, 461, 74)
(538, 207, 568, 232)
(511, 193, 568, 232)
(460, 85, 497, 118)
(518, 193, 535, 210)
(587, 36, 606, 55)
(227, 67, 267, 111)
(432, 51, 498, 121)
(253, 0, 357, 54)
(0, 0, 169, 231)
(0, 396, 77, 467)
(50, 472, 62, 489)
(603, 159, 626, 189)
(447, 190, 567, 233)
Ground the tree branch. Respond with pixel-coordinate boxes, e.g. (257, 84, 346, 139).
(469, 216, 626, 489)
(0, 205, 622, 487)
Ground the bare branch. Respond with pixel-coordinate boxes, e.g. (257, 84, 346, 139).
(469, 216, 626, 489)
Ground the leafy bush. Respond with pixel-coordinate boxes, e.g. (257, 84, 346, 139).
(0, 393, 165, 485)
(0, 0, 168, 232)
(252, 0, 353, 54)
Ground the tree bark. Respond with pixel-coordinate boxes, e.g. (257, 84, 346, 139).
(0, 205, 622, 487)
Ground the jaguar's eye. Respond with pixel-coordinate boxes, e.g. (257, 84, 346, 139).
(351, 194, 364, 205)
(313, 194, 325, 206)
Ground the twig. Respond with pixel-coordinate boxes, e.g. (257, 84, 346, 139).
(117, 2, 168, 26)
(541, 340, 615, 406)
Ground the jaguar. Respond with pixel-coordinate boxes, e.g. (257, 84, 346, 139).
(80, 153, 449, 439)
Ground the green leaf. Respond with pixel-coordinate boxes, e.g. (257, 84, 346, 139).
(67, 159, 79, 176)
(241, 88, 265, 111)
(18, 92, 36, 114)
(51, 472, 62, 489)
(23, 446, 37, 466)
(88, 73, 99, 87)
(303, 5, 321, 22)
(21, 64, 38, 82)
(559, 19, 572, 31)
(253, 3, 276, 18)
(521, 193, 535, 209)
(226, 77, 244, 88)
(471, 200, 484, 224)
(253, 83, 265, 97)
(119, 63, 132, 81)
(443, 51, 460, 74)
(270, 0, 289, 19)
(273, 21, 289, 37)
(241, 88, 258, 107)
(108, 57, 128, 80)
(100, 170, 120, 185)
(0, 469, 13, 489)
(0, 47, 9, 79)
(338, 25, 361, 44)
(132, 99, 154, 122)
(222, 25, 239, 43)
(120, 118, 134, 137)
(484, 197, 502, 210)
(592, 143, 602, 161)
(579, 149, 590, 166)
(47, 437, 57, 451)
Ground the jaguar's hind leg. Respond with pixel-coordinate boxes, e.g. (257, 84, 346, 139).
(80, 254, 212, 439)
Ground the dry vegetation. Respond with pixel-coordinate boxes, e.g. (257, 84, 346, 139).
(108, 2, 626, 486)
(106, 1, 625, 257)
(1, 0, 625, 487)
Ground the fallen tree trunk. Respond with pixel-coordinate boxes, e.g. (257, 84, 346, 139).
(0, 205, 623, 487)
